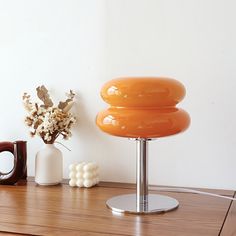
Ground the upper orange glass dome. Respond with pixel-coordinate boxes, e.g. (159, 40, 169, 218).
(96, 77, 190, 138)
(101, 77, 186, 108)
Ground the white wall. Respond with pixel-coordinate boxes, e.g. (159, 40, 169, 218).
(0, 0, 236, 190)
(0, 0, 108, 180)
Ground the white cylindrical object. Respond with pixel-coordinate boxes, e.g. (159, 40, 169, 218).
(35, 144, 63, 186)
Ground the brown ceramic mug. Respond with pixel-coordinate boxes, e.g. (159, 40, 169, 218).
(0, 140, 27, 185)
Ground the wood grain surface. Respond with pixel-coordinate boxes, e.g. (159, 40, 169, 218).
(0, 179, 234, 236)
(220, 192, 236, 236)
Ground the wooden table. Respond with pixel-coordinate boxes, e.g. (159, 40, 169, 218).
(0, 179, 235, 236)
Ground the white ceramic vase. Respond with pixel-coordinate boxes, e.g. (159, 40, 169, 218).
(35, 144, 63, 185)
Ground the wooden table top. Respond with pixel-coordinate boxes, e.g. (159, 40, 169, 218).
(0, 179, 235, 236)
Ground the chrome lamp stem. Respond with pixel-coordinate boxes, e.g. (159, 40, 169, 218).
(136, 138, 149, 212)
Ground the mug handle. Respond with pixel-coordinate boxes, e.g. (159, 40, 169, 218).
(0, 142, 14, 175)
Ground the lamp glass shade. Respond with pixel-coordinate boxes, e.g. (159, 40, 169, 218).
(96, 77, 190, 138)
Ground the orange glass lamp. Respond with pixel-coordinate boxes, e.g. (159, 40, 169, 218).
(96, 77, 190, 214)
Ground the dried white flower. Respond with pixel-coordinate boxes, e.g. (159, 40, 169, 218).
(23, 86, 77, 144)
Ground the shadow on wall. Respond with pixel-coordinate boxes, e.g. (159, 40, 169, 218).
(72, 93, 111, 151)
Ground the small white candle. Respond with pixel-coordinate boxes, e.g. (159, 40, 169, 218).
(69, 179, 76, 187)
(69, 171, 76, 179)
(76, 162, 86, 172)
(76, 179, 84, 187)
(76, 172, 83, 179)
(69, 163, 76, 171)
(68, 162, 99, 188)
(83, 172, 93, 179)
(83, 179, 93, 188)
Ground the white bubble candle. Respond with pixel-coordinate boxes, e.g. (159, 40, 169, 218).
(69, 162, 99, 188)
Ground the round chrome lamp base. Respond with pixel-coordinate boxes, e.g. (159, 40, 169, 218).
(106, 194, 179, 214)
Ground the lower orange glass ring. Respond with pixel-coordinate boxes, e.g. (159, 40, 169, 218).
(96, 107, 190, 138)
